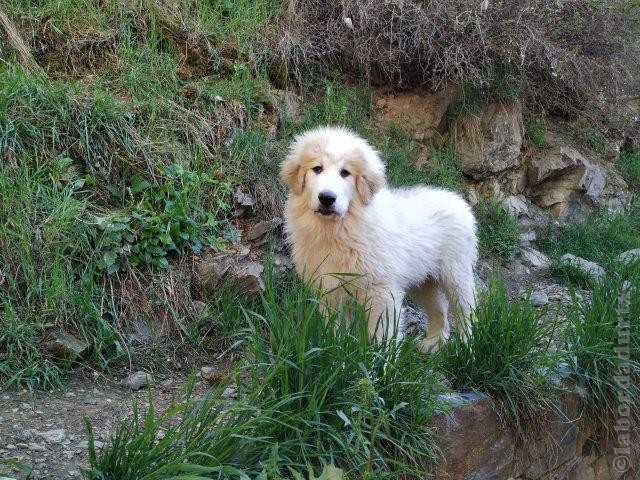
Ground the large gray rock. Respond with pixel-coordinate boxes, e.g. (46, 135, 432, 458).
(455, 102, 524, 180)
(617, 248, 640, 265)
(560, 254, 605, 280)
(43, 329, 88, 360)
(122, 371, 151, 390)
(521, 248, 551, 269)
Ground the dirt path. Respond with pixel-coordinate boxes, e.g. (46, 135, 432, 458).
(0, 372, 209, 479)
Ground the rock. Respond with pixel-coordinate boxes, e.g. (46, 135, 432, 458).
(530, 291, 549, 307)
(432, 395, 516, 479)
(28, 442, 47, 452)
(273, 253, 293, 272)
(503, 194, 529, 217)
(527, 145, 585, 185)
(160, 379, 174, 392)
(233, 187, 255, 217)
(222, 385, 237, 399)
(43, 329, 88, 360)
(192, 247, 250, 295)
(518, 230, 537, 246)
(401, 304, 428, 335)
(192, 300, 206, 315)
(521, 249, 551, 269)
(77, 440, 104, 449)
(246, 217, 282, 241)
(122, 371, 151, 390)
(37, 429, 66, 443)
(617, 248, 640, 264)
(200, 366, 227, 385)
(560, 254, 605, 280)
(228, 260, 265, 295)
(455, 102, 524, 179)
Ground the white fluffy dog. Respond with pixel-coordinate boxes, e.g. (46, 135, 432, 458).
(280, 126, 478, 351)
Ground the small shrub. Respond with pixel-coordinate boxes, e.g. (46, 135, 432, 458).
(619, 150, 640, 191)
(563, 265, 640, 435)
(95, 165, 231, 273)
(435, 275, 560, 434)
(475, 198, 520, 259)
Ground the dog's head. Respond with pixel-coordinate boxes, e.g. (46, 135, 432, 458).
(280, 127, 386, 219)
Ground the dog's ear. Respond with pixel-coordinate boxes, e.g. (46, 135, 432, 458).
(280, 154, 306, 195)
(354, 150, 386, 205)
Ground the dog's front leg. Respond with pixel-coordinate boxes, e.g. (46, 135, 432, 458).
(366, 288, 404, 343)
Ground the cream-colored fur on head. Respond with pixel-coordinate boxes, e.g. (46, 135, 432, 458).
(280, 126, 478, 351)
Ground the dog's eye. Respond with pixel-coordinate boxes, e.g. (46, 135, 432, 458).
(340, 169, 350, 178)
(312, 166, 323, 174)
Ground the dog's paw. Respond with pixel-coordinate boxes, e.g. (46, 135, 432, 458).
(417, 335, 446, 354)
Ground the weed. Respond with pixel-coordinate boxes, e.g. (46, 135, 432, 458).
(619, 149, 640, 191)
(524, 119, 548, 148)
(563, 265, 640, 436)
(548, 261, 597, 289)
(539, 205, 640, 265)
(0, 162, 116, 389)
(475, 198, 520, 259)
(435, 275, 560, 435)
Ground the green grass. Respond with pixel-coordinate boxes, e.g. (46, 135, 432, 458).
(539, 205, 640, 266)
(0, 162, 117, 389)
(475, 198, 520, 259)
(435, 276, 560, 435)
(524, 119, 548, 148)
(563, 263, 640, 435)
(84, 271, 444, 478)
(548, 261, 598, 289)
(619, 150, 640, 191)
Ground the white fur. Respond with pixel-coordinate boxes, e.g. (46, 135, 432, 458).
(280, 126, 478, 351)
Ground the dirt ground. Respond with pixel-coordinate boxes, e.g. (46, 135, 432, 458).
(0, 371, 211, 479)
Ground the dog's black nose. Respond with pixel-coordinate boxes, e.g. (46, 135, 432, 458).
(318, 191, 336, 207)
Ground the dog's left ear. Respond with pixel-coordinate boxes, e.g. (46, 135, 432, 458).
(354, 150, 386, 205)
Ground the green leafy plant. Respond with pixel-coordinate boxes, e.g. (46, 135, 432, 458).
(619, 149, 640, 191)
(95, 165, 231, 273)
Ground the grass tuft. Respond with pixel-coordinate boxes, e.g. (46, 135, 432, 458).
(475, 198, 520, 259)
(435, 275, 560, 435)
(619, 149, 640, 191)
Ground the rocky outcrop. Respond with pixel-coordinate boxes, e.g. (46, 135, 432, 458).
(432, 385, 638, 480)
(454, 102, 524, 180)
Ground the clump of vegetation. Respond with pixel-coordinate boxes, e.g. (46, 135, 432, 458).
(524, 118, 548, 148)
(85, 271, 444, 478)
(276, 0, 639, 119)
(475, 198, 520, 259)
(619, 150, 640, 191)
(548, 261, 598, 290)
(435, 276, 559, 435)
(539, 205, 640, 266)
(563, 264, 640, 436)
(0, 162, 116, 389)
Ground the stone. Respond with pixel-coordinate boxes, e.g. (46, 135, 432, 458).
(77, 440, 104, 449)
(518, 230, 537, 246)
(192, 247, 249, 295)
(228, 260, 265, 295)
(503, 194, 529, 217)
(560, 254, 605, 280)
(222, 385, 237, 399)
(43, 329, 88, 360)
(617, 248, 640, 264)
(432, 395, 516, 479)
(233, 187, 255, 217)
(28, 442, 47, 452)
(192, 300, 207, 315)
(200, 366, 226, 385)
(37, 429, 66, 443)
(521, 249, 551, 269)
(527, 145, 586, 185)
(530, 290, 549, 307)
(246, 217, 282, 241)
(455, 102, 524, 179)
(122, 371, 151, 390)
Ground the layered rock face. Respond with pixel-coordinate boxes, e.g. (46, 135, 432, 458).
(377, 89, 636, 220)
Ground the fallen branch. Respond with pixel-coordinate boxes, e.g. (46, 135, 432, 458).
(0, 8, 43, 73)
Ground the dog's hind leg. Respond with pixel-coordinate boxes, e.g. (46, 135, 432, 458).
(411, 279, 450, 353)
(367, 288, 404, 343)
(440, 265, 476, 342)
